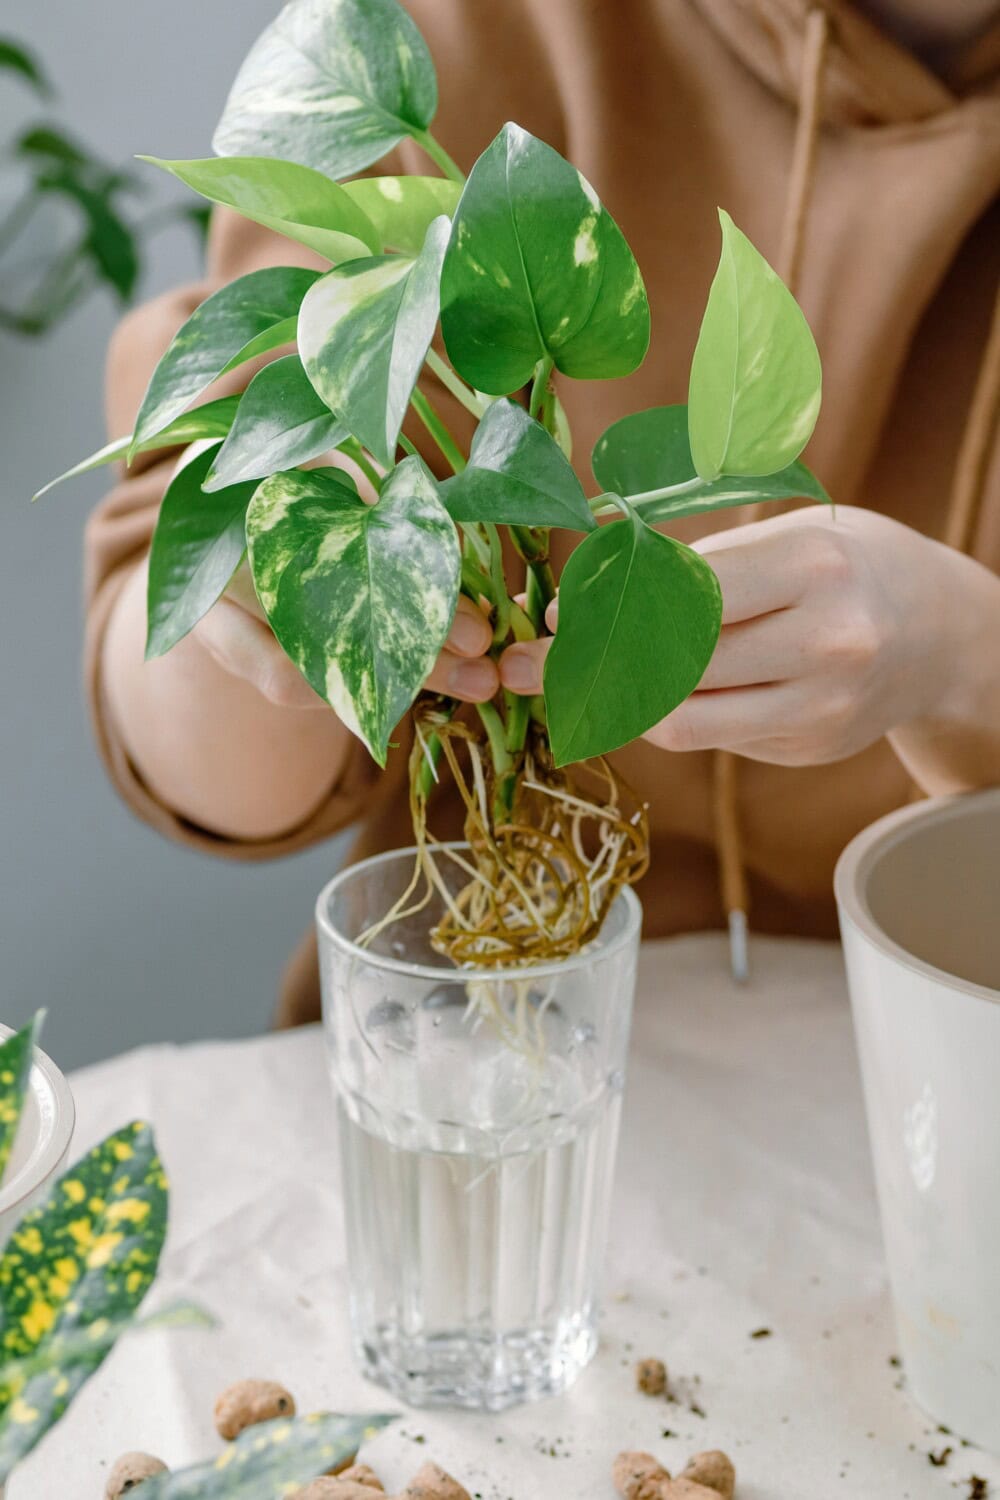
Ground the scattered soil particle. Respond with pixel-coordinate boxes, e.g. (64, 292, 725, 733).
(967, 1479, 988, 1499)
(927, 1447, 952, 1467)
(689, 1403, 707, 1419)
(636, 1358, 668, 1396)
(888, 1356, 902, 1368)
(749, 1328, 772, 1340)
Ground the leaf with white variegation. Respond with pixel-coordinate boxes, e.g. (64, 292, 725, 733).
(130, 266, 319, 456)
(341, 175, 461, 253)
(139, 156, 380, 264)
(440, 123, 649, 394)
(246, 458, 460, 763)
(544, 505, 722, 766)
(298, 215, 449, 466)
(688, 210, 821, 480)
(212, 0, 438, 179)
(592, 404, 830, 521)
(441, 399, 595, 530)
(206, 356, 346, 491)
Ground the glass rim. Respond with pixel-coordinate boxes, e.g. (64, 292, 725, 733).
(315, 841, 643, 985)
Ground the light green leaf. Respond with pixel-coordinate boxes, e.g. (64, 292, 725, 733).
(544, 506, 722, 765)
(34, 397, 240, 501)
(441, 399, 594, 531)
(131, 266, 319, 456)
(0, 1017, 41, 1184)
(0, 1121, 168, 1480)
(440, 123, 649, 394)
(688, 210, 821, 480)
(593, 404, 831, 520)
(146, 445, 258, 658)
(298, 215, 449, 466)
(212, 0, 438, 180)
(246, 458, 460, 763)
(138, 1412, 396, 1499)
(206, 356, 346, 492)
(341, 175, 461, 253)
(139, 156, 380, 264)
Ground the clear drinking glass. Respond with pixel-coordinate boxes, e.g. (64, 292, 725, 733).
(316, 844, 642, 1411)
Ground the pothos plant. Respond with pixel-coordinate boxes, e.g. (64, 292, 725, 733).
(40, 0, 828, 966)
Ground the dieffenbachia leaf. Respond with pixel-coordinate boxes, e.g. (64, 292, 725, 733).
(146, 444, 258, 658)
(139, 156, 380, 265)
(298, 215, 449, 466)
(440, 123, 649, 394)
(0, 1121, 168, 1479)
(688, 210, 821, 480)
(341, 176, 462, 253)
(441, 399, 595, 531)
(0, 1017, 41, 1183)
(592, 404, 831, 521)
(137, 1412, 397, 1499)
(34, 397, 240, 501)
(544, 505, 722, 765)
(212, 0, 438, 180)
(130, 266, 319, 457)
(205, 356, 347, 492)
(246, 458, 460, 763)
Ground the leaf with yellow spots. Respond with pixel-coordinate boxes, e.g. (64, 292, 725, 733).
(0, 1016, 42, 1181)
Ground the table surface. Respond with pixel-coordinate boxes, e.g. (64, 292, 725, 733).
(17, 934, 1000, 1500)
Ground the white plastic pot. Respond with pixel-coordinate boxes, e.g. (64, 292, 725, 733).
(0, 1024, 75, 1245)
(835, 788, 1000, 1450)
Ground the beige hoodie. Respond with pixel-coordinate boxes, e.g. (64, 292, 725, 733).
(85, 0, 1000, 1024)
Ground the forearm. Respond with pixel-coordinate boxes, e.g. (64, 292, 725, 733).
(102, 559, 355, 841)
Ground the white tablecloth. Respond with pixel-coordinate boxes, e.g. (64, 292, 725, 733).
(17, 935, 999, 1500)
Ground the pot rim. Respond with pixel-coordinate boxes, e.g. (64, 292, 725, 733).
(316, 841, 643, 984)
(834, 787, 1000, 1005)
(0, 1024, 75, 1215)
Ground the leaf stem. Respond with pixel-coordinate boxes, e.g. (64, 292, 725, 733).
(476, 701, 513, 778)
(528, 355, 554, 422)
(340, 438, 384, 494)
(410, 388, 467, 473)
(425, 348, 486, 419)
(412, 129, 466, 186)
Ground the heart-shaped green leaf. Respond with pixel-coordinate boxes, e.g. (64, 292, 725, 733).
(131, 266, 320, 456)
(441, 398, 595, 531)
(246, 458, 459, 763)
(212, 0, 438, 180)
(205, 356, 347, 492)
(341, 175, 461, 253)
(544, 506, 722, 765)
(34, 397, 240, 501)
(140, 156, 380, 264)
(0, 1017, 42, 1183)
(440, 123, 649, 394)
(593, 404, 831, 520)
(298, 215, 449, 466)
(688, 210, 821, 481)
(146, 445, 258, 658)
(137, 1412, 396, 1499)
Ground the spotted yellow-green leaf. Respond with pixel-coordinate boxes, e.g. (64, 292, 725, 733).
(205, 356, 347, 492)
(544, 504, 722, 765)
(688, 210, 822, 481)
(212, 0, 438, 180)
(593, 404, 831, 520)
(440, 123, 650, 394)
(246, 458, 460, 763)
(33, 397, 240, 501)
(341, 175, 461, 253)
(130, 267, 320, 457)
(0, 1121, 168, 1479)
(441, 399, 595, 531)
(139, 156, 380, 264)
(137, 1411, 396, 1499)
(298, 215, 449, 466)
(0, 1017, 42, 1183)
(0, 1301, 212, 1388)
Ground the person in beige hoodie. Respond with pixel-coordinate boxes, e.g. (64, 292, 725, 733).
(86, 0, 1000, 1023)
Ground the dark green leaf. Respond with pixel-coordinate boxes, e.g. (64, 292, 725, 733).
(130, 266, 319, 455)
(246, 458, 460, 763)
(146, 445, 257, 658)
(341, 175, 461, 253)
(299, 215, 449, 466)
(441, 398, 594, 530)
(440, 123, 649, 394)
(36, 172, 139, 298)
(206, 356, 346, 491)
(212, 0, 438, 180)
(592, 404, 831, 520)
(688, 210, 822, 480)
(0, 39, 50, 96)
(15, 126, 87, 168)
(140, 156, 379, 264)
(544, 506, 722, 765)
(0, 1017, 41, 1183)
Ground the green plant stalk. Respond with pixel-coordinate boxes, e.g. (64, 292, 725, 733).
(425, 347, 487, 418)
(340, 437, 383, 493)
(411, 128, 466, 186)
(528, 354, 554, 421)
(476, 700, 517, 820)
(504, 688, 530, 755)
(589, 476, 705, 517)
(411, 387, 467, 473)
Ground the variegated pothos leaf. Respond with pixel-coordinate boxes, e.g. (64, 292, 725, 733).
(340, 175, 461, 253)
(246, 459, 460, 764)
(205, 356, 347, 492)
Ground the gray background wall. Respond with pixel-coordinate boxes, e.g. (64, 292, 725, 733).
(0, 0, 349, 1071)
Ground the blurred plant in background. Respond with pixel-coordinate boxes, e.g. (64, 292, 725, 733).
(0, 36, 207, 337)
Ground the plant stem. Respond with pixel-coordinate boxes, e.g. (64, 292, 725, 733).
(340, 438, 383, 493)
(425, 348, 486, 419)
(412, 129, 466, 185)
(477, 701, 516, 822)
(504, 689, 530, 754)
(0, 188, 39, 260)
(484, 523, 510, 646)
(525, 560, 557, 630)
(411, 388, 467, 473)
(461, 553, 494, 604)
(528, 355, 554, 421)
(589, 475, 705, 518)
